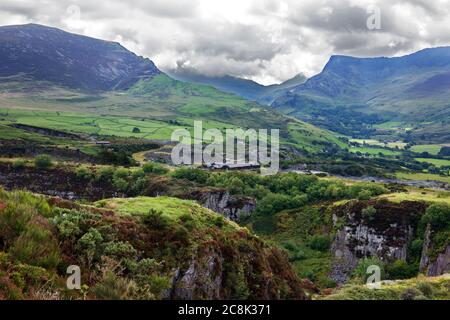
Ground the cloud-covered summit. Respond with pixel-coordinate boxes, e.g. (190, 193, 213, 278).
(2, 0, 449, 84)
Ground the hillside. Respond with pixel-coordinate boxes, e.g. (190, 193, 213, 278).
(0, 24, 341, 154)
(0, 24, 160, 91)
(271, 47, 450, 142)
(0, 188, 308, 300)
(168, 69, 307, 105)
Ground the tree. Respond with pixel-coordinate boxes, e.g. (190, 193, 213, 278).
(132, 127, 141, 133)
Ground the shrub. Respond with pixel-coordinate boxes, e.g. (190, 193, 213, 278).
(9, 223, 60, 269)
(417, 282, 435, 299)
(75, 166, 93, 180)
(113, 168, 130, 180)
(421, 203, 450, 230)
(357, 190, 372, 200)
(104, 241, 138, 260)
(142, 209, 170, 230)
(409, 239, 424, 260)
(361, 205, 377, 222)
(113, 178, 129, 193)
(142, 162, 169, 175)
(96, 166, 115, 181)
(93, 271, 137, 300)
(352, 257, 385, 283)
(172, 168, 208, 184)
(34, 155, 53, 170)
(77, 228, 104, 266)
(386, 260, 418, 280)
(11, 159, 26, 170)
(308, 235, 330, 252)
(400, 287, 426, 300)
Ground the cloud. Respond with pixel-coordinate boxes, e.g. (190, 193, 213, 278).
(1, 0, 450, 84)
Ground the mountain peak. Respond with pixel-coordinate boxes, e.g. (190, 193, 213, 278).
(0, 23, 161, 91)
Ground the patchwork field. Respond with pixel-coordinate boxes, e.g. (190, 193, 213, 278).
(415, 158, 450, 168)
(349, 139, 407, 149)
(411, 144, 444, 155)
(396, 172, 450, 184)
(349, 146, 402, 156)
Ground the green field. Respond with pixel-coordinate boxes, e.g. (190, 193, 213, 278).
(0, 74, 343, 153)
(396, 172, 450, 184)
(349, 138, 406, 149)
(378, 189, 450, 205)
(349, 146, 401, 156)
(415, 158, 450, 168)
(411, 144, 443, 155)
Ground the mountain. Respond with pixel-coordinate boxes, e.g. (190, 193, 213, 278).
(0, 24, 160, 91)
(167, 70, 267, 101)
(167, 69, 307, 104)
(258, 73, 308, 105)
(271, 47, 450, 142)
(0, 24, 341, 153)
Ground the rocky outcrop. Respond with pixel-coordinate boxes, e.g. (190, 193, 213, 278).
(420, 225, 450, 276)
(168, 247, 224, 300)
(330, 200, 426, 283)
(0, 163, 121, 201)
(187, 188, 256, 222)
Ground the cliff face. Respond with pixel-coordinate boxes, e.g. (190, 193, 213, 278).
(420, 225, 450, 276)
(330, 200, 427, 283)
(186, 188, 256, 222)
(0, 189, 308, 300)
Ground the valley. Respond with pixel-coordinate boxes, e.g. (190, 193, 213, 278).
(0, 23, 448, 301)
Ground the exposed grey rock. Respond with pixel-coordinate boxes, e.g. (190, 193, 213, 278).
(330, 205, 417, 284)
(169, 247, 224, 300)
(420, 225, 450, 276)
(197, 189, 256, 222)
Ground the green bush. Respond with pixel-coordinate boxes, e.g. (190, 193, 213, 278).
(142, 162, 169, 175)
(357, 190, 372, 200)
(142, 209, 170, 230)
(400, 287, 426, 300)
(9, 223, 60, 269)
(11, 159, 26, 170)
(172, 167, 208, 184)
(308, 235, 331, 252)
(104, 241, 138, 260)
(75, 166, 94, 180)
(34, 155, 53, 170)
(421, 203, 450, 230)
(352, 257, 385, 283)
(361, 205, 377, 222)
(93, 271, 137, 300)
(417, 282, 435, 299)
(386, 260, 418, 280)
(96, 166, 115, 181)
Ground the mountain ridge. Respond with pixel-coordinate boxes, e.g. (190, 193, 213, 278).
(271, 46, 450, 141)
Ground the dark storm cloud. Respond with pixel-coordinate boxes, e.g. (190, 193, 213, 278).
(1, 0, 450, 84)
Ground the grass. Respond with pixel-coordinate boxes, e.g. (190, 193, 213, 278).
(349, 139, 406, 149)
(349, 146, 401, 156)
(415, 158, 450, 168)
(321, 274, 450, 300)
(378, 189, 450, 205)
(95, 196, 196, 218)
(396, 172, 450, 184)
(373, 121, 404, 130)
(94, 196, 240, 232)
(411, 144, 443, 155)
(0, 72, 344, 154)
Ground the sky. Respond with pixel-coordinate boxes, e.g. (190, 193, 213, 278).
(1, 0, 450, 85)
